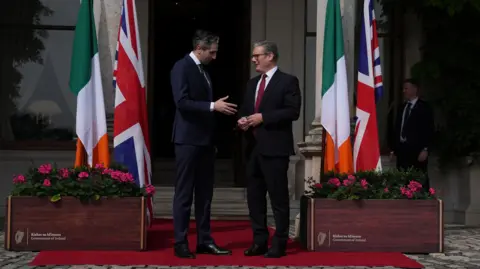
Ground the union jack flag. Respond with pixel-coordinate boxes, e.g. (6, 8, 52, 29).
(113, 0, 153, 223)
(353, 0, 383, 172)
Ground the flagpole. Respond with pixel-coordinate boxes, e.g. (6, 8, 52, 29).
(320, 126, 326, 181)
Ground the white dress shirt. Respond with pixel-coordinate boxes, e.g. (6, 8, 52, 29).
(189, 52, 214, 111)
(255, 66, 278, 103)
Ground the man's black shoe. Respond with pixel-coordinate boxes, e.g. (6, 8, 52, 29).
(174, 244, 195, 259)
(196, 243, 232, 255)
(244, 244, 268, 256)
(264, 248, 286, 258)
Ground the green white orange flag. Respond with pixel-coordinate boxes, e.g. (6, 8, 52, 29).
(320, 0, 353, 174)
(69, 0, 110, 167)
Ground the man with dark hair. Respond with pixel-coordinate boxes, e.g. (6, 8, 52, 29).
(170, 29, 235, 258)
(391, 78, 434, 188)
(237, 40, 301, 258)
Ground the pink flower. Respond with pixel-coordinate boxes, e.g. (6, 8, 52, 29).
(408, 180, 423, 192)
(342, 179, 353, 187)
(347, 174, 356, 181)
(122, 173, 135, 183)
(384, 187, 389, 193)
(401, 186, 414, 198)
(405, 190, 413, 198)
(43, 179, 51, 187)
(360, 179, 368, 189)
(38, 164, 52, 175)
(429, 188, 436, 195)
(110, 171, 122, 180)
(313, 183, 323, 189)
(327, 178, 341, 187)
(59, 168, 70, 179)
(78, 172, 89, 179)
(145, 184, 156, 195)
(95, 163, 105, 170)
(13, 174, 26, 184)
(110, 171, 135, 183)
(102, 168, 113, 175)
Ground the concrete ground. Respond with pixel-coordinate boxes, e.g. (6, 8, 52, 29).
(1, 219, 480, 269)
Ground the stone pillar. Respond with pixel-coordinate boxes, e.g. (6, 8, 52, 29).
(295, 0, 327, 239)
(93, 0, 149, 145)
(465, 164, 480, 225)
(297, 0, 327, 190)
(298, 0, 357, 188)
(93, 0, 122, 146)
(295, 0, 357, 239)
(341, 0, 357, 115)
(93, 0, 122, 114)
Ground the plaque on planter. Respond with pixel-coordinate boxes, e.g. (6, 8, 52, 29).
(299, 170, 444, 253)
(4, 163, 154, 251)
(5, 196, 147, 251)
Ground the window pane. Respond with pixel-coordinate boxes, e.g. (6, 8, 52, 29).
(0, 0, 80, 26)
(0, 29, 77, 142)
(374, 0, 389, 34)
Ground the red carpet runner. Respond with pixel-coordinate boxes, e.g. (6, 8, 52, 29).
(30, 219, 423, 268)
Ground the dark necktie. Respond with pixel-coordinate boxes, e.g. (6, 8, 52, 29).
(198, 64, 211, 88)
(255, 74, 267, 112)
(401, 102, 412, 138)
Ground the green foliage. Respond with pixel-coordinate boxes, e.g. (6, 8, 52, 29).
(304, 169, 436, 200)
(379, 0, 480, 17)
(378, 0, 480, 166)
(424, 0, 480, 15)
(10, 163, 155, 203)
(0, 2, 52, 140)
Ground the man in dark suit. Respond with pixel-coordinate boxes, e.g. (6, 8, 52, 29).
(391, 78, 434, 188)
(237, 41, 301, 258)
(170, 29, 237, 258)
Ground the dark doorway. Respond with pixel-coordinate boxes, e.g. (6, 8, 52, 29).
(149, 0, 251, 186)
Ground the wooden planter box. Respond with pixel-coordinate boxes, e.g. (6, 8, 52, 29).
(299, 196, 443, 253)
(4, 196, 147, 251)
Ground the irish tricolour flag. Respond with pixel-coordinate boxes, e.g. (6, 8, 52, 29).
(69, 0, 110, 167)
(320, 0, 353, 174)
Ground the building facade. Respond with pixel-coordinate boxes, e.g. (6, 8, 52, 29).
(1, 0, 478, 225)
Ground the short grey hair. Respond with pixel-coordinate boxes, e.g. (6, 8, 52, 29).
(192, 29, 219, 50)
(253, 40, 279, 61)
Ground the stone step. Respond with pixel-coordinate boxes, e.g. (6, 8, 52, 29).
(154, 201, 253, 217)
(154, 187, 247, 200)
(152, 186, 300, 220)
(152, 159, 236, 186)
(154, 202, 300, 220)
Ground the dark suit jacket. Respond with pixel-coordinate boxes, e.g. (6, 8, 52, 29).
(170, 54, 215, 146)
(392, 99, 434, 153)
(239, 70, 302, 157)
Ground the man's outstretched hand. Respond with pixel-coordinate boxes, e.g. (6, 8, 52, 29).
(214, 96, 237, 115)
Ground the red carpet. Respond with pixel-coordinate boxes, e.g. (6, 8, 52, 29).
(30, 219, 423, 268)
